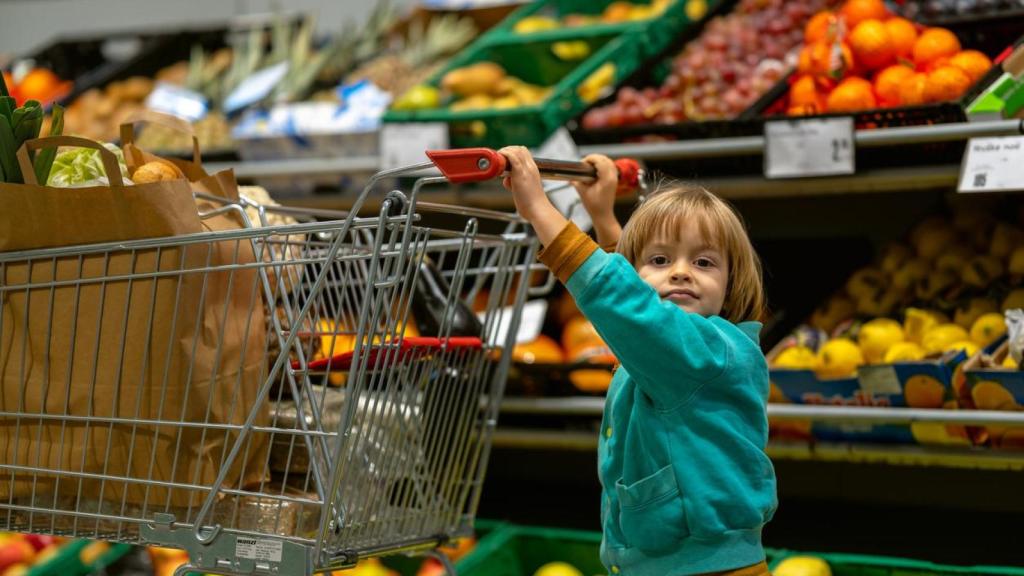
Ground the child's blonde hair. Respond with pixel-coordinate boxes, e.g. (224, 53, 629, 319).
(617, 185, 766, 323)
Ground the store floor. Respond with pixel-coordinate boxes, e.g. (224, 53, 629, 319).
(477, 447, 1024, 566)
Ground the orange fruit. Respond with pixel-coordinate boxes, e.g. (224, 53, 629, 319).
(789, 74, 828, 113)
(874, 64, 915, 106)
(913, 28, 961, 68)
(799, 41, 855, 79)
(899, 72, 928, 105)
(827, 77, 877, 112)
(16, 68, 61, 102)
(923, 65, 972, 102)
(840, 0, 889, 29)
(885, 17, 918, 60)
(849, 19, 896, 71)
(949, 49, 992, 83)
(805, 11, 840, 44)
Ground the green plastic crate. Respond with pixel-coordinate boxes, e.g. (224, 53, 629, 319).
(455, 524, 605, 576)
(382, 0, 719, 148)
(384, 31, 640, 148)
(480, 0, 695, 59)
(453, 524, 781, 576)
(769, 550, 1024, 576)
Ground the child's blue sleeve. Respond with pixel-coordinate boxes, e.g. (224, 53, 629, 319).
(565, 249, 731, 409)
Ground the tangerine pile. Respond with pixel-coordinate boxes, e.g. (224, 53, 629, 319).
(786, 0, 993, 115)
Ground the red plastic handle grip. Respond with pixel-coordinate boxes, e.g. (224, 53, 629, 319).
(426, 148, 508, 183)
(613, 158, 641, 195)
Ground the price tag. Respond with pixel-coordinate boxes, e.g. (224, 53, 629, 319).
(858, 365, 902, 398)
(224, 61, 289, 114)
(379, 122, 449, 170)
(478, 299, 548, 347)
(535, 128, 593, 232)
(764, 117, 855, 179)
(144, 82, 208, 121)
(958, 136, 1024, 193)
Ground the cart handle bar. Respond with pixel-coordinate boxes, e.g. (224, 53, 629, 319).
(294, 336, 484, 372)
(426, 148, 641, 195)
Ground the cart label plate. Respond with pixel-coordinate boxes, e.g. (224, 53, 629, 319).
(235, 537, 283, 562)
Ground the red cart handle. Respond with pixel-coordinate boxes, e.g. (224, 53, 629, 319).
(426, 148, 642, 195)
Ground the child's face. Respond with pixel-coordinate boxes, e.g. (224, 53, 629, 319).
(636, 225, 728, 317)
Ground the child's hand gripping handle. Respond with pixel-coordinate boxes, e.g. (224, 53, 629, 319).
(426, 148, 641, 195)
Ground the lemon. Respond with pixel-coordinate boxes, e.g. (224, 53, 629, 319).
(845, 267, 887, 299)
(903, 308, 941, 345)
(910, 216, 950, 246)
(855, 289, 901, 317)
(879, 243, 912, 274)
(816, 339, 864, 379)
(1009, 246, 1024, 276)
(1003, 288, 1024, 312)
(513, 16, 560, 34)
(773, 346, 821, 370)
(858, 318, 905, 364)
(1003, 354, 1019, 369)
(775, 556, 832, 576)
(970, 312, 1006, 347)
(922, 323, 970, 356)
(989, 223, 1024, 259)
(945, 340, 979, 357)
(810, 296, 856, 333)
(552, 41, 591, 61)
(392, 85, 440, 111)
(534, 562, 583, 576)
(892, 259, 929, 293)
(914, 227, 957, 261)
(962, 255, 1005, 289)
(915, 270, 957, 301)
(935, 245, 974, 273)
(955, 297, 998, 329)
(884, 341, 926, 363)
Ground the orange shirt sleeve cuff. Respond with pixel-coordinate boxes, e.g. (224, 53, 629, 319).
(537, 221, 599, 284)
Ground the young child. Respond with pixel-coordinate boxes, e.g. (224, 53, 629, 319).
(500, 147, 777, 576)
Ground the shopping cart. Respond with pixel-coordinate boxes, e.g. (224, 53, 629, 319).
(0, 148, 640, 576)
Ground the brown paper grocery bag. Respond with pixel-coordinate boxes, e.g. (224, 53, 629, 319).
(0, 136, 269, 516)
(121, 112, 300, 292)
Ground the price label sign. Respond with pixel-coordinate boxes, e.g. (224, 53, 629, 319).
(145, 82, 208, 121)
(379, 122, 449, 170)
(535, 128, 593, 232)
(958, 136, 1024, 193)
(224, 61, 289, 114)
(764, 117, 855, 179)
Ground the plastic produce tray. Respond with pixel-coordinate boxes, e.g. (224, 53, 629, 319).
(383, 0, 710, 148)
(769, 550, 1024, 576)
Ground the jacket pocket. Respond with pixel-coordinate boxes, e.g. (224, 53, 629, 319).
(615, 464, 689, 553)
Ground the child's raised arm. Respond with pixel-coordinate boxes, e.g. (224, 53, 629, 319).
(499, 146, 568, 246)
(572, 154, 622, 250)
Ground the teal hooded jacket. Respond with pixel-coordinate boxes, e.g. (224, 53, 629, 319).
(540, 225, 777, 575)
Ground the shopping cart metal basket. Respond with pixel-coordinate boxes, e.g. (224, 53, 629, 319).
(0, 148, 640, 576)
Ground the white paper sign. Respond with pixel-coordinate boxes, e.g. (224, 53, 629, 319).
(764, 117, 855, 179)
(380, 122, 449, 170)
(224, 61, 289, 114)
(144, 82, 208, 121)
(958, 136, 1024, 193)
(478, 299, 548, 347)
(535, 128, 593, 232)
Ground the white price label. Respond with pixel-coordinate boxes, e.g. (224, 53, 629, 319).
(858, 365, 902, 398)
(764, 117, 855, 179)
(224, 61, 289, 114)
(380, 123, 449, 170)
(235, 537, 283, 563)
(478, 299, 547, 347)
(144, 82, 208, 121)
(536, 128, 593, 232)
(958, 136, 1024, 193)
